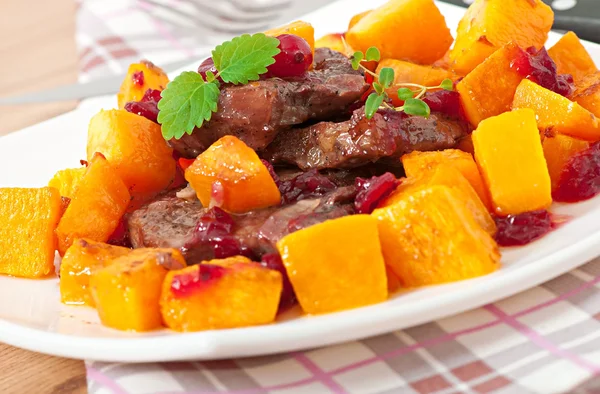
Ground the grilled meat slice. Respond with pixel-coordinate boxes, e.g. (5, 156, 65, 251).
(169, 48, 369, 158)
(263, 108, 471, 170)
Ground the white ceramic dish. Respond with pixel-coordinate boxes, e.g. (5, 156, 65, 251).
(2, 0, 600, 363)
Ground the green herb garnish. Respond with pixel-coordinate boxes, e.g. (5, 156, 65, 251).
(158, 33, 280, 140)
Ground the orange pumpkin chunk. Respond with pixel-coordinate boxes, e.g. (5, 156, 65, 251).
(401, 149, 492, 211)
(117, 61, 169, 109)
(473, 109, 552, 216)
(161, 257, 282, 332)
(0, 187, 62, 278)
(185, 136, 281, 213)
(91, 248, 186, 331)
(378, 59, 455, 87)
(548, 32, 597, 82)
(512, 79, 600, 141)
(449, 0, 553, 75)
(346, 0, 453, 65)
(457, 43, 524, 127)
(265, 21, 314, 54)
(48, 167, 86, 199)
(315, 33, 348, 54)
(87, 109, 176, 207)
(373, 185, 500, 287)
(348, 10, 371, 30)
(277, 215, 387, 314)
(60, 239, 130, 306)
(542, 134, 590, 191)
(571, 72, 600, 118)
(56, 154, 130, 255)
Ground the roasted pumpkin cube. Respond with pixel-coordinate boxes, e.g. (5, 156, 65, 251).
(161, 257, 282, 331)
(87, 109, 176, 207)
(315, 33, 348, 54)
(56, 153, 130, 255)
(543, 134, 590, 191)
(457, 43, 524, 127)
(0, 187, 62, 278)
(346, 0, 453, 65)
(432, 50, 452, 71)
(513, 79, 600, 141)
(373, 185, 500, 287)
(548, 32, 597, 82)
(91, 248, 186, 331)
(48, 167, 86, 199)
(117, 60, 169, 109)
(185, 136, 281, 213)
(473, 109, 552, 215)
(60, 239, 130, 306)
(377, 59, 456, 88)
(386, 266, 402, 293)
(348, 10, 371, 30)
(277, 215, 387, 314)
(572, 72, 600, 118)
(449, 0, 553, 75)
(401, 149, 492, 211)
(265, 21, 314, 54)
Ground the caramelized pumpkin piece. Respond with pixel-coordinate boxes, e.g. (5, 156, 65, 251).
(548, 32, 597, 82)
(0, 187, 62, 278)
(60, 239, 130, 306)
(161, 256, 282, 332)
(117, 61, 169, 109)
(348, 10, 371, 30)
(346, 0, 453, 65)
(377, 59, 456, 88)
(513, 79, 600, 141)
(91, 248, 186, 331)
(277, 215, 387, 314)
(315, 33, 348, 54)
(473, 109, 552, 216)
(457, 43, 524, 127)
(87, 109, 176, 207)
(48, 167, 86, 199)
(385, 166, 496, 235)
(185, 136, 281, 213)
(373, 185, 500, 287)
(449, 0, 553, 75)
(56, 153, 130, 255)
(543, 134, 590, 191)
(265, 21, 314, 54)
(401, 149, 492, 211)
(571, 72, 600, 118)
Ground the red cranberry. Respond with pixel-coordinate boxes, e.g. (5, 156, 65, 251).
(494, 210, 554, 246)
(131, 71, 145, 86)
(554, 141, 600, 202)
(266, 34, 313, 78)
(511, 46, 574, 97)
(354, 172, 400, 214)
(170, 264, 226, 297)
(422, 90, 465, 120)
(260, 253, 296, 310)
(124, 88, 162, 123)
(261, 159, 280, 184)
(278, 169, 337, 204)
(197, 57, 222, 82)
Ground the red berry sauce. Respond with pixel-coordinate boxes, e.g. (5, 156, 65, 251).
(170, 264, 226, 297)
(278, 169, 337, 204)
(260, 253, 296, 310)
(354, 172, 400, 214)
(554, 141, 600, 202)
(494, 210, 555, 247)
(423, 90, 465, 121)
(124, 88, 162, 123)
(511, 47, 574, 97)
(131, 71, 145, 86)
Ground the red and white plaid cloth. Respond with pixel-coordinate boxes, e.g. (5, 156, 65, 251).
(78, 1, 600, 393)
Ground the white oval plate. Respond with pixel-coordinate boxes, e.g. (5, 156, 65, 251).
(2, 0, 600, 363)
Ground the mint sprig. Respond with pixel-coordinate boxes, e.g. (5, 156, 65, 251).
(158, 33, 280, 140)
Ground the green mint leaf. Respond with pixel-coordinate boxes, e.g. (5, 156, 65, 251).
(397, 88, 414, 101)
(212, 33, 280, 84)
(379, 67, 395, 89)
(365, 93, 384, 119)
(403, 98, 431, 118)
(373, 82, 384, 95)
(440, 78, 454, 91)
(351, 51, 364, 70)
(205, 71, 216, 83)
(365, 47, 381, 62)
(157, 72, 221, 140)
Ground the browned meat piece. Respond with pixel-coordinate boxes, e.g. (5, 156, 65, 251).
(263, 108, 471, 170)
(127, 185, 355, 264)
(169, 48, 369, 158)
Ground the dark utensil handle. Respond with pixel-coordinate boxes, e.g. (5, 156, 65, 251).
(554, 16, 600, 44)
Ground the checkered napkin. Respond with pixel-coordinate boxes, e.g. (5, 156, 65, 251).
(78, 1, 600, 393)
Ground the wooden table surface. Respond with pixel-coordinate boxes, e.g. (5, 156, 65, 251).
(0, 1, 87, 393)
